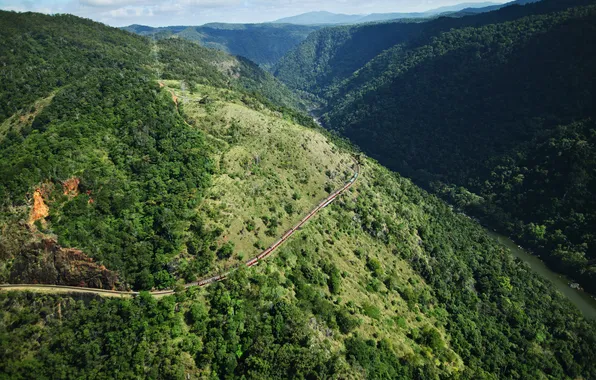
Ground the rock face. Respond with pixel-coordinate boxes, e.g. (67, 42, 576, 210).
(9, 239, 120, 290)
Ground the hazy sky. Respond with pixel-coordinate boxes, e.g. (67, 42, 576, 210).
(0, 0, 509, 26)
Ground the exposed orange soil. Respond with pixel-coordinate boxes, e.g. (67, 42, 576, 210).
(29, 189, 49, 225)
(62, 177, 80, 196)
(170, 90, 178, 106)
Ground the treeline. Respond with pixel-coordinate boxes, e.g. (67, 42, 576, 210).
(274, 0, 596, 292)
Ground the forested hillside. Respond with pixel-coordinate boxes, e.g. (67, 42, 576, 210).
(0, 10, 300, 290)
(273, 21, 424, 103)
(274, 0, 596, 293)
(3, 80, 596, 377)
(1, 9, 596, 380)
(274, 0, 590, 98)
(123, 23, 321, 68)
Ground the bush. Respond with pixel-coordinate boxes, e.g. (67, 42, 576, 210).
(362, 303, 381, 320)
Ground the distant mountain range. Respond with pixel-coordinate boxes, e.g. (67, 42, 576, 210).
(122, 23, 322, 68)
(122, 0, 541, 68)
(272, 2, 506, 25)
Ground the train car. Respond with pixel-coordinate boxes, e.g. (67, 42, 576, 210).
(246, 257, 258, 267)
(170, 157, 361, 291)
(259, 247, 274, 259)
(257, 252, 266, 260)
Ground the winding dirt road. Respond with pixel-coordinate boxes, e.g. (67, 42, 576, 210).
(0, 159, 360, 298)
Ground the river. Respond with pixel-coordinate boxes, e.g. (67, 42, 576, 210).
(487, 231, 596, 319)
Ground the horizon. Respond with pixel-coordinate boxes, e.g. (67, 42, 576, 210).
(0, 0, 510, 27)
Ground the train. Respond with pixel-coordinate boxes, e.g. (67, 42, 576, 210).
(8, 161, 362, 296)
(190, 158, 361, 289)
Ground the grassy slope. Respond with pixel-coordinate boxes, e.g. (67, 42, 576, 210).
(166, 81, 351, 266)
(169, 81, 594, 377)
(156, 38, 306, 111)
(0, 94, 55, 142)
(169, 80, 456, 347)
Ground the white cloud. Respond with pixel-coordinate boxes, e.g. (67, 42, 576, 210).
(108, 6, 149, 18)
(2, 5, 27, 11)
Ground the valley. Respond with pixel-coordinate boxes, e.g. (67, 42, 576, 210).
(1, 2, 596, 379)
(123, 23, 322, 69)
(274, 0, 596, 296)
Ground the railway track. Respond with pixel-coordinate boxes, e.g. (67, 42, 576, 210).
(0, 158, 360, 298)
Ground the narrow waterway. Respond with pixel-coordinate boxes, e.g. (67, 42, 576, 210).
(487, 231, 596, 320)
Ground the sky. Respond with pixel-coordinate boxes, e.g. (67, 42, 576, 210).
(0, 0, 509, 26)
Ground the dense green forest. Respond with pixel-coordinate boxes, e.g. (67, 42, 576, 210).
(273, 21, 424, 103)
(1, 8, 596, 380)
(274, 0, 596, 293)
(274, 0, 593, 98)
(123, 23, 322, 68)
(0, 11, 211, 290)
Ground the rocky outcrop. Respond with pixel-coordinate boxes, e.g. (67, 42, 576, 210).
(9, 239, 120, 290)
